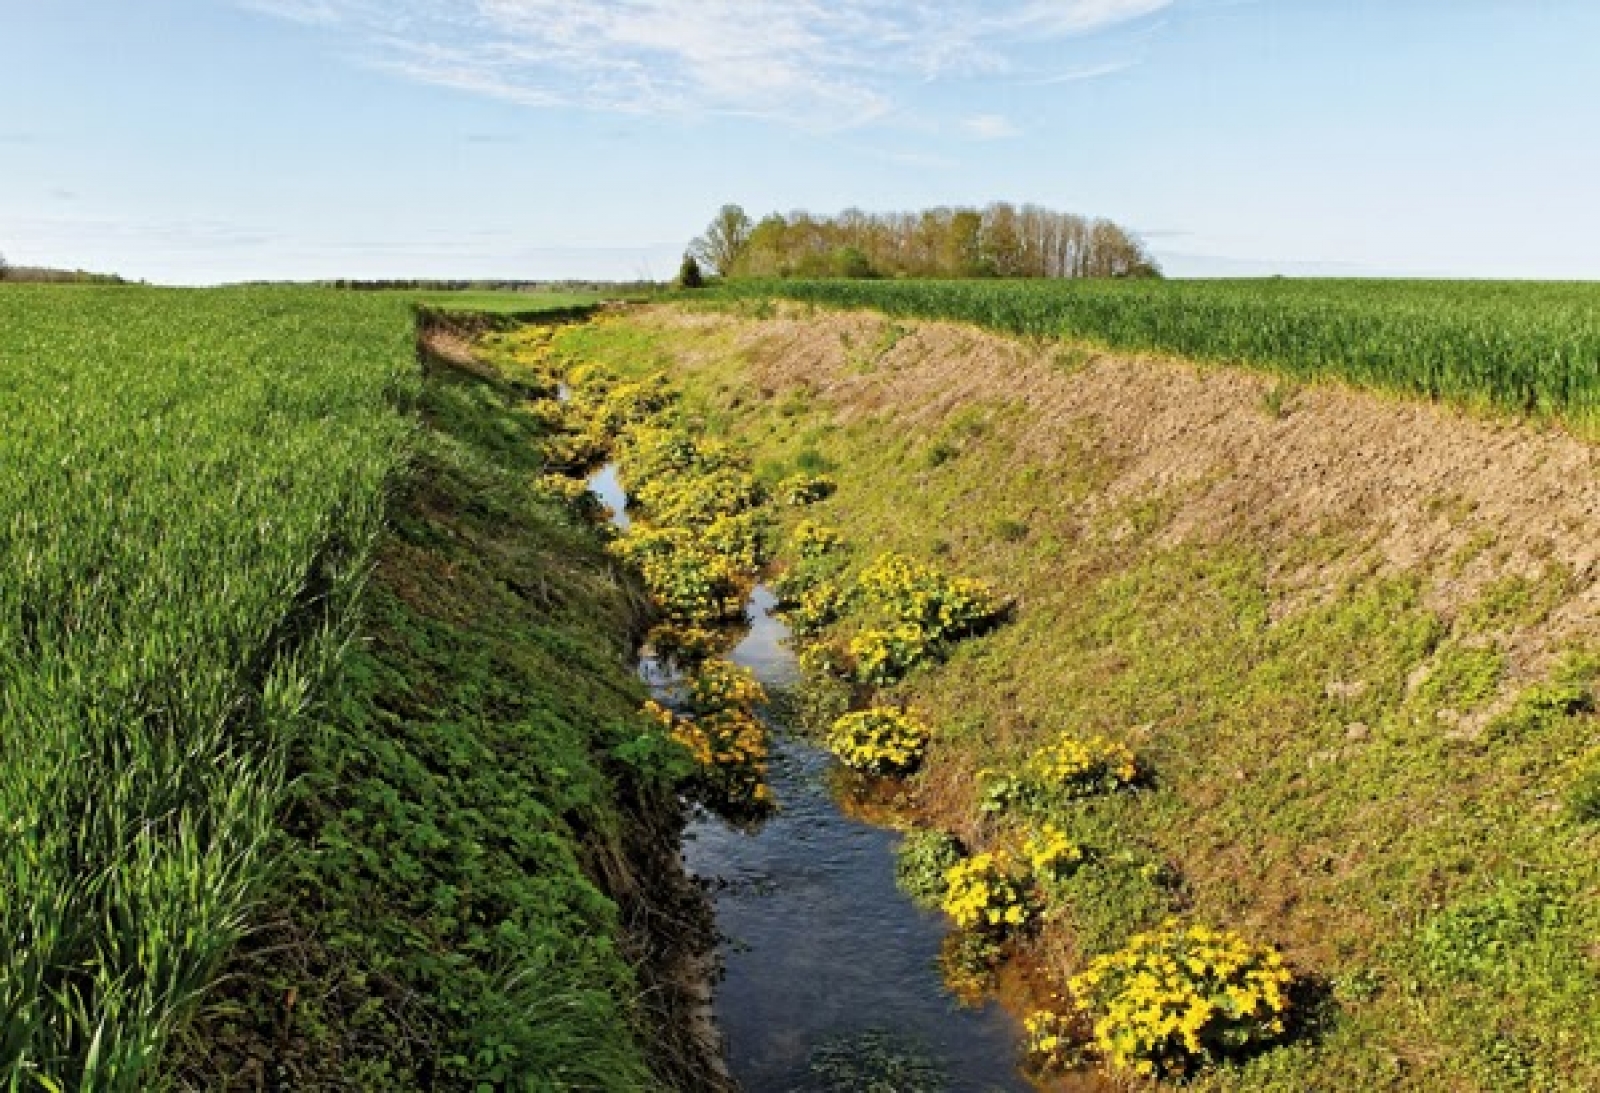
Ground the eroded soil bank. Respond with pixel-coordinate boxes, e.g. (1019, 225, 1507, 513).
(563, 303, 1600, 1091)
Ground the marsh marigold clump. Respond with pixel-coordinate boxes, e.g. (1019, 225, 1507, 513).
(686, 659, 768, 716)
(856, 552, 999, 641)
(849, 623, 931, 684)
(1070, 921, 1293, 1078)
(1024, 824, 1085, 881)
(786, 580, 846, 637)
(612, 528, 746, 624)
(1027, 732, 1141, 798)
(645, 622, 724, 666)
(792, 519, 844, 558)
(646, 699, 772, 813)
(942, 850, 1034, 933)
(797, 639, 848, 678)
(827, 708, 931, 775)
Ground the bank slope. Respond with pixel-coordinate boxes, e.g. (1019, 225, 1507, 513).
(0, 285, 715, 1091)
(171, 318, 720, 1091)
(575, 304, 1600, 1091)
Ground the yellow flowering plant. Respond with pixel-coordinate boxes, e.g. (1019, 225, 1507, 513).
(519, 396, 569, 432)
(615, 423, 703, 482)
(542, 424, 611, 473)
(792, 519, 844, 558)
(701, 511, 770, 573)
(588, 375, 674, 433)
(785, 580, 846, 637)
(637, 544, 746, 624)
(645, 622, 725, 666)
(982, 733, 1143, 813)
(827, 708, 931, 775)
(1023, 1010, 1082, 1073)
(797, 639, 848, 678)
(646, 696, 773, 816)
(942, 850, 1035, 934)
(778, 472, 836, 505)
(1027, 733, 1141, 798)
(856, 553, 999, 642)
(632, 467, 765, 528)
(769, 565, 819, 605)
(687, 660, 768, 716)
(1069, 921, 1293, 1078)
(849, 623, 931, 684)
(1023, 824, 1086, 882)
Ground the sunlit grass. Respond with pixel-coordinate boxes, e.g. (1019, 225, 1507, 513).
(0, 285, 417, 1088)
(720, 278, 1600, 433)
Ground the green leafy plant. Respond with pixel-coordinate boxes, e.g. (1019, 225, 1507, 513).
(1567, 755, 1600, 823)
(895, 829, 965, 908)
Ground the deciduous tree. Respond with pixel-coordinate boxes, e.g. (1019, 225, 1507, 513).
(691, 203, 1159, 281)
(690, 204, 754, 277)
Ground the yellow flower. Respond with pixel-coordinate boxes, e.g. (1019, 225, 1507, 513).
(827, 708, 931, 775)
(942, 850, 1033, 933)
(1069, 921, 1292, 1077)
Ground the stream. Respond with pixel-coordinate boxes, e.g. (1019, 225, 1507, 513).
(588, 462, 1037, 1092)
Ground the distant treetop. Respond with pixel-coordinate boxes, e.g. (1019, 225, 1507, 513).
(692, 202, 1160, 281)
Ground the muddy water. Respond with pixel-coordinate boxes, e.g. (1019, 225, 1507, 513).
(589, 462, 1037, 1091)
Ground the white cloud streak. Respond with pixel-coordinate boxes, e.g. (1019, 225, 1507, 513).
(962, 114, 1023, 140)
(1008, 0, 1173, 35)
(1033, 60, 1137, 84)
(241, 0, 1173, 129)
(238, 0, 343, 25)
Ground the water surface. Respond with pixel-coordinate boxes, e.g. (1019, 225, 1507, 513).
(684, 588, 1032, 1092)
(586, 461, 1036, 1091)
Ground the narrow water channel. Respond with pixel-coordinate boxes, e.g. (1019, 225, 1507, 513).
(588, 462, 1036, 1091)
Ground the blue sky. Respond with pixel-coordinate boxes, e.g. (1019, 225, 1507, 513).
(3, 0, 1598, 284)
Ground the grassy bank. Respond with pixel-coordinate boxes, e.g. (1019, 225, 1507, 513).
(406, 289, 606, 317)
(563, 306, 1600, 1090)
(1, 285, 714, 1090)
(174, 327, 708, 1089)
(715, 279, 1600, 433)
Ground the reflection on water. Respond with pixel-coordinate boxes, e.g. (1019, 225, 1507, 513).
(587, 464, 631, 530)
(682, 587, 1032, 1093)
(725, 586, 798, 686)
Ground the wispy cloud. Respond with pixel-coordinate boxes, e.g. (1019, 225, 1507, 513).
(238, 0, 343, 25)
(962, 114, 1023, 140)
(239, 0, 1173, 129)
(1008, 0, 1173, 35)
(1033, 60, 1137, 84)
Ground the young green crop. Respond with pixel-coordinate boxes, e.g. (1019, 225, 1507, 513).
(0, 284, 417, 1089)
(721, 278, 1600, 432)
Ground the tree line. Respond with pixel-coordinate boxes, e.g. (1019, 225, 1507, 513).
(688, 202, 1160, 282)
(0, 254, 127, 285)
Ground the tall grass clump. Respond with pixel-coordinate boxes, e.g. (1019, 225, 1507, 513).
(0, 285, 416, 1088)
(721, 279, 1600, 432)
